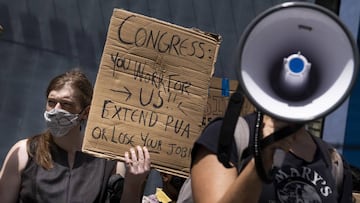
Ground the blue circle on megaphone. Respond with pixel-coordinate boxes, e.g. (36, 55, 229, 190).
(289, 58, 304, 73)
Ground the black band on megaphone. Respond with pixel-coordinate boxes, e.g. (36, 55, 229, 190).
(252, 111, 273, 183)
(252, 111, 304, 183)
(217, 83, 244, 168)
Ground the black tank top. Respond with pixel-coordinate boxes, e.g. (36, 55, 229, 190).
(19, 142, 116, 203)
(192, 114, 347, 202)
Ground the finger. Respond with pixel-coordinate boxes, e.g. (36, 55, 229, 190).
(143, 146, 150, 161)
(143, 146, 151, 170)
(124, 151, 131, 167)
(136, 146, 144, 162)
(130, 147, 137, 162)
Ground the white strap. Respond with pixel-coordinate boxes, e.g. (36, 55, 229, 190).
(234, 116, 250, 165)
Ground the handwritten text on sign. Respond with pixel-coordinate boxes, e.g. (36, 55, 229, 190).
(82, 9, 220, 177)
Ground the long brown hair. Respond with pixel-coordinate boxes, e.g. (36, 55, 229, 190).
(27, 69, 93, 169)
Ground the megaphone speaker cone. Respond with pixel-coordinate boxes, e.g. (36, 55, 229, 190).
(236, 2, 359, 122)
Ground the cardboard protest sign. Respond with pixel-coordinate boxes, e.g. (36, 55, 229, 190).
(202, 77, 238, 126)
(202, 77, 256, 126)
(82, 8, 221, 177)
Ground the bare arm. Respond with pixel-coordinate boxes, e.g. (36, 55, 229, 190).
(191, 146, 263, 203)
(118, 146, 151, 203)
(0, 139, 29, 203)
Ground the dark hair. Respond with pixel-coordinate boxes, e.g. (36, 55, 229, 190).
(46, 69, 93, 108)
(27, 69, 93, 169)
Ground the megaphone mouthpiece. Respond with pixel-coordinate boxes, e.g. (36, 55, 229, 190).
(279, 52, 312, 99)
(284, 52, 311, 75)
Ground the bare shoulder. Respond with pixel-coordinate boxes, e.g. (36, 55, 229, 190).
(12, 139, 28, 150)
(1, 139, 29, 174)
(0, 139, 29, 203)
(10, 139, 28, 158)
(16, 139, 30, 170)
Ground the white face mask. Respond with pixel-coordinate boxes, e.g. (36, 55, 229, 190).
(44, 108, 80, 137)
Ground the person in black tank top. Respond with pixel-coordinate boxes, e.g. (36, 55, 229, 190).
(190, 112, 353, 203)
(0, 69, 151, 203)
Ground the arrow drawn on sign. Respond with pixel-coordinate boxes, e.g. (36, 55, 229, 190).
(177, 102, 187, 116)
(110, 86, 132, 101)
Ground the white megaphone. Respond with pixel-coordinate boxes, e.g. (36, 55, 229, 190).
(235, 2, 359, 123)
(230, 1, 359, 181)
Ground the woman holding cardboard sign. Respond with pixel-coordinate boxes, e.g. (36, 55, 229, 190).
(0, 69, 151, 203)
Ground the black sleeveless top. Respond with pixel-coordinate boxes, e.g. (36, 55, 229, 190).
(19, 142, 117, 203)
(191, 114, 353, 203)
